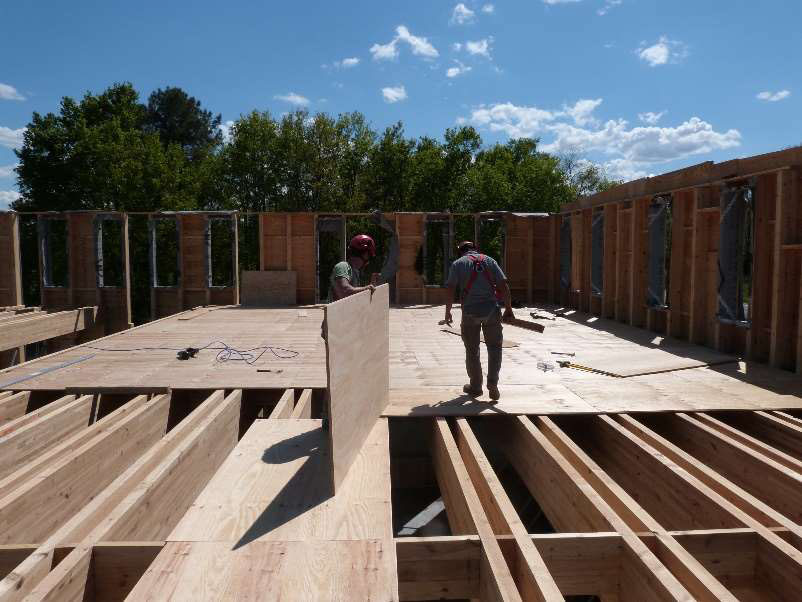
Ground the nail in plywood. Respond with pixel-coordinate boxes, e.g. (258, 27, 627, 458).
(324, 284, 390, 492)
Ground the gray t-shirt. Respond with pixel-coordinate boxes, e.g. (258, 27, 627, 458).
(446, 252, 506, 316)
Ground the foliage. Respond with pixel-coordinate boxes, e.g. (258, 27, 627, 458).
(13, 82, 616, 215)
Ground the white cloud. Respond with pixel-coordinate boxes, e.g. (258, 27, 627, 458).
(218, 120, 235, 144)
(638, 111, 666, 125)
(446, 60, 472, 78)
(370, 39, 399, 61)
(0, 126, 25, 149)
(461, 99, 741, 176)
(451, 3, 475, 25)
(0, 164, 18, 179)
(274, 92, 310, 106)
(0, 190, 20, 209)
(757, 90, 790, 102)
(481, 4, 495, 13)
(0, 83, 25, 101)
(597, 0, 622, 16)
(371, 25, 438, 61)
(602, 158, 651, 181)
(465, 37, 493, 58)
(382, 85, 408, 103)
(396, 25, 439, 58)
(334, 57, 360, 68)
(563, 98, 603, 126)
(452, 42, 463, 51)
(637, 36, 688, 67)
(542, 0, 582, 4)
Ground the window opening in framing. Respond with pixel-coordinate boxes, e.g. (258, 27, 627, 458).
(591, 209, 604, 296)
(19, 215, 41, 306)
(424, 217, 450, 286)
(478, 216, 505, 269)
(95, 217, 125, 288)
(647, 196, 672, 308)
(560, 218, 572, 290)
(208, 216, 235, 287)
(128, 215, 150, 325)
(150, 217, 180, 287)
(317, 216, 345, 302)
(238, 214, 260, 273)
(345, 215, 395, 299)
(39, 217, 69, 288)
(718, 184, 755, 324)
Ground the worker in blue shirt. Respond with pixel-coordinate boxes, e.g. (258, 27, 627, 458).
(444, 241, 514, 401)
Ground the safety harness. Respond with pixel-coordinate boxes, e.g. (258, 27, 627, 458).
(462, 254, 503, 302)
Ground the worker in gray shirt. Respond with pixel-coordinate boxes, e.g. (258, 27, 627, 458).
(444, 241, 514, 401)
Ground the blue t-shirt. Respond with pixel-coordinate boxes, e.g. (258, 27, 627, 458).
(446, 252, 506, 316)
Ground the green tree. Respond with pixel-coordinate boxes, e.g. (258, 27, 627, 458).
(13, 83, 199, 212)
(144, 87, 222, 160)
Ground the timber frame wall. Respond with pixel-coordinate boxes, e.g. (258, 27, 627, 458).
(0, 210, 556, 312)
(555, 146, 802, 373)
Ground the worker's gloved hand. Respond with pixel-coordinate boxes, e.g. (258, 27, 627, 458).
(370, 209, 395, 233)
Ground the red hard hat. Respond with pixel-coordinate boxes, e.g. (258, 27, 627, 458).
(349, 234, 376, 257)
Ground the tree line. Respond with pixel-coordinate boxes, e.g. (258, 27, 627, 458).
(11, 83, 618, 214)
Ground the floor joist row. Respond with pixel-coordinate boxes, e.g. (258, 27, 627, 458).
(2, 386, 802, 599)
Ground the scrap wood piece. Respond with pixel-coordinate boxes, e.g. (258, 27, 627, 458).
(503, 316, 546, 333)
(440, 328, 519, 348)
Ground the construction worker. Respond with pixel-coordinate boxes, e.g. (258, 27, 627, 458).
(444, 241, 514, 401)
(329, 234, 377, 301)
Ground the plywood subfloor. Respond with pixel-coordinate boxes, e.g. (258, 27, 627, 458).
(129, 418, 397, 600)
(170, 418, 392, 543)
(385, 306, 802, 416)
(0, 307, 328, 390)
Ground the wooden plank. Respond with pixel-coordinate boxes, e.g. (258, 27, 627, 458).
(494, 416, 694, 601)
(0, 394, 76, 438)
(0, 307, 96, 351)
(0, 394, 169, 543)
(267, 388, 294, 419)
(396, 533, 622, 601)
(22, 545, 92, 602)
(0, 392, 225, 600)
(325, 284, 390, 492)
(168, 418, 391, 543)
(452, 419, 562, 601)
(616, 413, 802, 545)
(430, 417, 522, 601)
(0, 545, 38, 581)
(0, 391, 31, 424)
(290, 388, 313, 419)
(0, 394, 149, 498)
(93, 542, 164, 602)
(126, 540, 397, 601)
(0, 394, 92, 480)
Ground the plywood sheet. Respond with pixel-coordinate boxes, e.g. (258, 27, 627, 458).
(169, 419, 392, 543)
(240, 270, 297, 306)
(324, 285, 390, 492)
(126, 540, 398, 601)
(0, 307, 327, 390)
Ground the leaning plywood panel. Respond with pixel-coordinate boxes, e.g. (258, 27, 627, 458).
(324, 284, 390, 492)
(0, 308, 97, 352)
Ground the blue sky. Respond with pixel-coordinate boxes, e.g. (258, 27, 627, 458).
(1, 0, 800, 208)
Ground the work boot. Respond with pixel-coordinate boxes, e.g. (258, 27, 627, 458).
(487, 384, 500, 402)
(463, 384, 483, 397)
